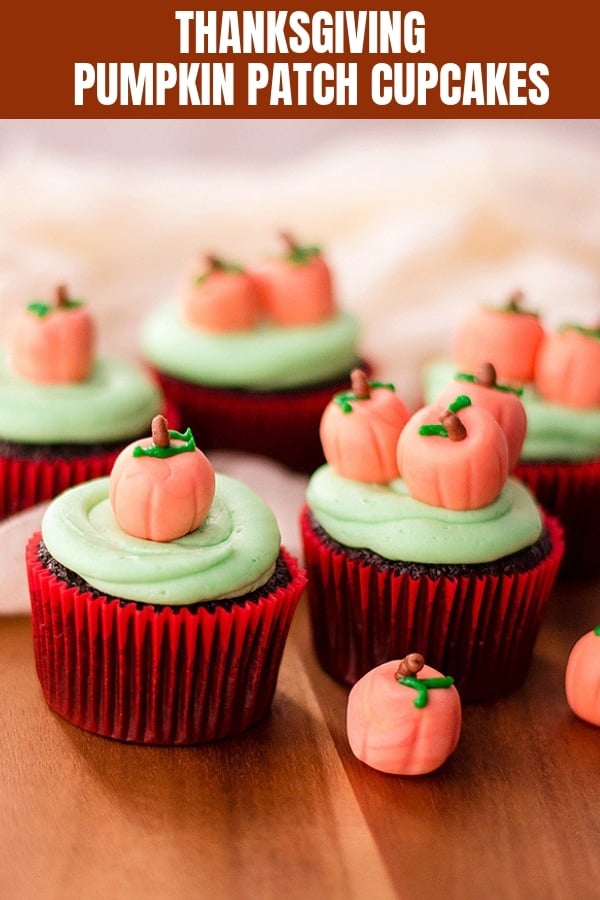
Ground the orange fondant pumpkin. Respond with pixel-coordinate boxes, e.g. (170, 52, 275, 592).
(109, 416, 215, 542)
(396, 396, 509, 510)
(565, 626, 600, 726)
(436, 362, 527, 472)
(9, 285, 95, 383)
(452, 294, 544, 385)
(346, 654, 462, 775)
(535, 326, 600, 409)
(247, 232, 335, 326)
(320, 370, 410, 483)
(182, 254, 260, 332)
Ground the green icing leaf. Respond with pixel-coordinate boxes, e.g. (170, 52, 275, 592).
(455, 371, 523, 396)
(397, 674, 455, 708)
(27, 299, 83, 317)
(196, 259, 244, 284)
(560, 323, 600, 341)
(594, 625, 600, 636)
(133, 427, 197, 459)
(447, 394, 472, 414)
(288, 243, 321, 265)
(333, 381, 396, 414)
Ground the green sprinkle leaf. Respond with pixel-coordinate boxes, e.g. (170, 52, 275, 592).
(133, 427, 197, 459)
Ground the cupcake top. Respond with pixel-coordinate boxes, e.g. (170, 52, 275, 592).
(140, 235, 360, 391)
(307, 384, 543, 565)
(41, 417, 281, 605)
(424, 313, 600, 462)
(3, 286, 162, 444)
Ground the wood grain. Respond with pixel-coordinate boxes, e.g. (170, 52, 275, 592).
(1, 578, 599, 900)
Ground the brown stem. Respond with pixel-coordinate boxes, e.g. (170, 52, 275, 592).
(151, 415, 170, 448)
(53, 284, 69, 307)
(350, 368, 370, 399)
(279, 231, 297, 253)
(395, 653, 425, 680)
(476, 362, 497, 387)
(205, 254, 222, 272)
(505, 290, 524, 313)
(440, 411, 467, 441)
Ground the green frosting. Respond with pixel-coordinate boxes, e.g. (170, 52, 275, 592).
(423, 358, 600, 462)
(140, 303, 360, 391)
(0, 350, 162, 444)
(306, 465, 542, 564)
(41, 473, 281, 605)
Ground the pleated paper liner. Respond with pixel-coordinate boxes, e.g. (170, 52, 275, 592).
(514, 457, 600, 578)
(300, 506, 564, 703)
(149, 364, 371, 475)
(27, 536, 305, 744)
(0, 399, 180, 521)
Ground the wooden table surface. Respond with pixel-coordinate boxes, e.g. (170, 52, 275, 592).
(1, 572, 599, 900)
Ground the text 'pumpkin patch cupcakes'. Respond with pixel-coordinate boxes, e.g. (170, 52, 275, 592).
(141, 234, 366, 473)
(0, 285, 166, 519)
(301, 390, 564, 702)
(26, 415, 306, 744)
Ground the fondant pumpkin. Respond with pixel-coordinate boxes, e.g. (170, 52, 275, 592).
(396, 395, 509, 510)
(9, 284, 95, 383)
(182, 254, 260, 332)
(535, 325, 600, 409)
(452, 293, 544, 384)
(320, 369, 410, 483)
(109, 415, 215, 542)
(346, 654, 461, 775)
(436, 362, 527, 471)
(565, 626, 600, 726)
(247, 232, 335, 326)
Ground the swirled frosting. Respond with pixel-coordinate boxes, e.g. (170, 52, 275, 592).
(307, 465, 542, 564)
(423, 358, 600, 462)
(140, 302, 360, 390)
(0, 350, 162, 444)
(41, 473, 281, 605)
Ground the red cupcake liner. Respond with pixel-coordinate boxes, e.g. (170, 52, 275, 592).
(150, 365, 371, 474)
(0, 400, 179, 521)
(27, 535, 305, 744)
(514, 457, 600, 577)
(300, 506, 564, 703)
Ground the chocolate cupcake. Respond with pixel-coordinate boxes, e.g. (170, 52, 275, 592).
(26, 416, 305, 744)
(301, 386, 564, 702)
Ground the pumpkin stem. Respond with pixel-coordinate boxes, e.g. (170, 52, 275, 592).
(440, 411, 467, 441)
(476, 362, 497, 387)
(279, 230, 298, 253)
(53, 284, 69, 307)
(205, 253, 222, 272)
(395, 653, 425, 680)
(505, 290, 524, 313)
(151, 415, 170, 448)
(350, 368, 370, 399)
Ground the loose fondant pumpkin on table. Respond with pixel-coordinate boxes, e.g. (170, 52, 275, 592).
(396, 395, 509, 510)
(435, 362, 527, 472)
(565, 626, 600, 727)
(346, 653, 462, 775)
(9, 284, 95, 383)
(319, 369, 410, 483)
(109, 415, 215, 542)
(182, 254, 261, 333)
(247, 232, 335, 326)
(452, 292, 544, 385)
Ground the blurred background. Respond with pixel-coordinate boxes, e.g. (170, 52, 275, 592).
(1, 118, 599, 406)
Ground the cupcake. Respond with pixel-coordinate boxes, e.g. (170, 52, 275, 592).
(301, 385, 564, 702)
(0, 285, 166, 519)
(424, 298, 600, 576)
(26, 415, 305, 744)
(140, 234, 365, 473)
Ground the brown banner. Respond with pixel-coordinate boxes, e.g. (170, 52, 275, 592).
(1, 1, 598, 117)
